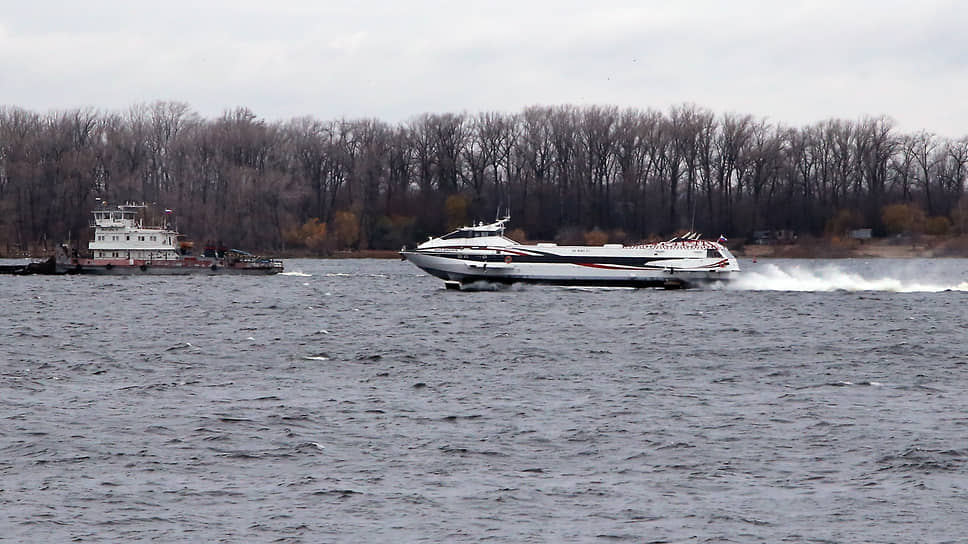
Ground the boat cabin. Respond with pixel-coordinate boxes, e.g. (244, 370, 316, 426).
(87, 204, 180, 261)
(440, 227, 503, 240)
(417, 218, 515, 249)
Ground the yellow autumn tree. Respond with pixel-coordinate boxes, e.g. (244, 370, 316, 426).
(444, 194, 469, 231)
(824, 209, 863, 237)
(881, 203, 925, 235)
(506, 228, 527, 243)
(329, 210, 359, 249)
(924, 215, 950, 235)
(583, 228, 609, 246)
(284, 218, 328, 252)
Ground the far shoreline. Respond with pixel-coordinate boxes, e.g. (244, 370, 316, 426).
(5, 235, 967, 260)
(734, 235, 968, 259)
(295, 235, 968, 260)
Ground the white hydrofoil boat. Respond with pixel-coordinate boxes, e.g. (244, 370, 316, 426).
(401, 218, 740, 290)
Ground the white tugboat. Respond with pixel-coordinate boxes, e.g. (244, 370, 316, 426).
(401, 218, 739, 289)
(56, 203, 283, 275)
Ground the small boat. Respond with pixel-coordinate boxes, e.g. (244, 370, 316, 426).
(400, 218, 740, 289)
(0, 257, 56, 275)
(52, 203, 283, 275)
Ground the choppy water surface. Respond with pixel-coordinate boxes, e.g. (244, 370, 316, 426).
(2, 258, 967, 542)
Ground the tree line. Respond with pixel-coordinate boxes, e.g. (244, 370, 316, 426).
(0, 101, 966, 255)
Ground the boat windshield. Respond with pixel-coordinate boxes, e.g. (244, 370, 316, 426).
(440, 229, 500, 240)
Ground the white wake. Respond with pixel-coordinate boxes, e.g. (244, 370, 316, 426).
(731, 263, 968, 292)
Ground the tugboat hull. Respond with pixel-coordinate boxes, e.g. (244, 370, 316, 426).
(58, 259, 282, 275)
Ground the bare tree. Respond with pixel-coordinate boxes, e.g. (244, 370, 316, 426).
(1, 101, 963, 255)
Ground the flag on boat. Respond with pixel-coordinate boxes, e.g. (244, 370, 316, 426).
(717, 234, 728, 243)
(164, 209, 173, 214)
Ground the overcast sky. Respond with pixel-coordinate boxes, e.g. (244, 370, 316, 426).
(1, 0, 965, 136)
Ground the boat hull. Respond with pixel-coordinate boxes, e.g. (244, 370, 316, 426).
(401, 250, 735, 289)
(0, 257, 58, 275)
(56, 259, 283, 275)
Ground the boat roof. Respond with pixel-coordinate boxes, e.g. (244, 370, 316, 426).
(437, 217, 509, 237)
(462, 217, 509, 231)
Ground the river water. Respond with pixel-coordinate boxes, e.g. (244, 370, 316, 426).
(2, 258, 967, 543)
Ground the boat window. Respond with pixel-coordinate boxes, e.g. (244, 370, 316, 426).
(706, 249, 723, 258)
(441, 230, 471, 240)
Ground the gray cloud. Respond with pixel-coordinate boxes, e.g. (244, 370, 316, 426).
(1, 0, 965, 136)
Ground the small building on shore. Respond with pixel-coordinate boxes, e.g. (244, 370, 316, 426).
(752, 229, 798, 245)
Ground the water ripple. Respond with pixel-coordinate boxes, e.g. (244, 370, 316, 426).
(0, 258, 966, 542)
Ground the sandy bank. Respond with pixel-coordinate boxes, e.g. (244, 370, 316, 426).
(735, 235, 968, 259)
